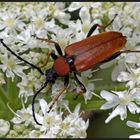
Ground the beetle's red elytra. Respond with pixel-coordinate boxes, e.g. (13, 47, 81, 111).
(65, 31, 126, 72)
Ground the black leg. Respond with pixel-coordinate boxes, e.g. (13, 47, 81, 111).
(32, 35, 63, 56)
(101, 51, 122, 63)
(64, 75, 69, 86)
(32, 81, 48, 125)
(50, 52, 58, 60)
(74, 72, 86, 92)
(47, 75, 69, 113)
(101, 49, 140, 64)
(73, 72, 86, 100)
(87, 14, 118, 37)
(54, 43, 63, 56)
(0, 39, 44, 75)
(86, 24, 99, 37)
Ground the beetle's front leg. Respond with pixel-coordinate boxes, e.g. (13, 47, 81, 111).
(32, 35, 63, 56)
(47, 75, 69, 113)
(38, 51, 58, 68)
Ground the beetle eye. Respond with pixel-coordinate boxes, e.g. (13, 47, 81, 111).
(68, 59, 73, 64)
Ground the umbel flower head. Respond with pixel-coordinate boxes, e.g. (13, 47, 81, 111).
(7, 98, 89, 138)
(100, 89, 140, 123)
(0, 2, 140, 138)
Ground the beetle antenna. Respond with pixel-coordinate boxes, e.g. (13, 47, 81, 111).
(0, 39, 44, 75)
(32, 81, 48, 125)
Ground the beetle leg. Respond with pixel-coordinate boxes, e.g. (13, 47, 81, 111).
(73, 72, 86, 100)
(86, 24, 99, 37)
(101, 51, 122, 63)
(50, 52, 58, 60)
(0, 39, 44, 75)
(87, 14, 118, 37)
(32, 35, 63, 56)
(101, 50, 140, 64)
(47, 75, 69, 113)
(38, 50, 58, 68)
(38, 51, 51, 68)
(120, 50, 140, 54)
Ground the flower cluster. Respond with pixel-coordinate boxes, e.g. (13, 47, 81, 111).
(5, 99, 88, 138)
(0, 2, 140, 138)
(96, 2, 140, 138)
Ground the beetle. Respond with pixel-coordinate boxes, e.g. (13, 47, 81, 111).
(1, 14, 140, 125)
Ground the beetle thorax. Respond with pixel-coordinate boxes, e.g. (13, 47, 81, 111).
(53, 56, 70, 77)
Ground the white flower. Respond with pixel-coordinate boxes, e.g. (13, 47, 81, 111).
(29, 130, 41, 138)
(100, 89, 140, 123)
(47, 3, 70, 25)
(51, 27, 75, 50)
(33, 99, 62, 132)
(117, 67, 140, 89)
(33, 99, 89, 138)
(0, 52, 28, 81)
(0, 119, 10, 137)
(124, 51, 140, 67)
(69, 118, 89, 138)
(30, 9, 48, 30)
(17, 29, 48, 49)
(68, 2, 101, 12)
(127, 120, 140, 138)
(0, 10, 25, 35)
(61, 103, 89, 138)
(9, 101, 33, 126)
(17, 72, 45, 103)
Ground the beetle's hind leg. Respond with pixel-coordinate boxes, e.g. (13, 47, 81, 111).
(87, 14, 118, 37)
(73, 72, 86, 100)
(101, 51, 122, 63)
(101, 49, 140, 64)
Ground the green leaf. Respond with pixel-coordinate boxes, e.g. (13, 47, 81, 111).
(0, 77, 21, 121)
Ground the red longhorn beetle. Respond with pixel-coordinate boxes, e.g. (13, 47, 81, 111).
(1, 14, 140, 125)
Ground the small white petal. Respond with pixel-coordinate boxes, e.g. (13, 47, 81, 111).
(129, 133, 140, 138)
(127, 121, 140, 129)
(0, 119, 10, 137)
(100, 101, 118, 110)
(79, 7, 90, 23)
(100, 90, 117, 101)
(117, 72, 130, 82)
(105, 105, 126, 123)
(125, 54, 137, 64)
(74, 103, 81, 116)
(39, 99, 48, 115)
(128, 102, 139, 114)
(68, 2, 81, 12)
